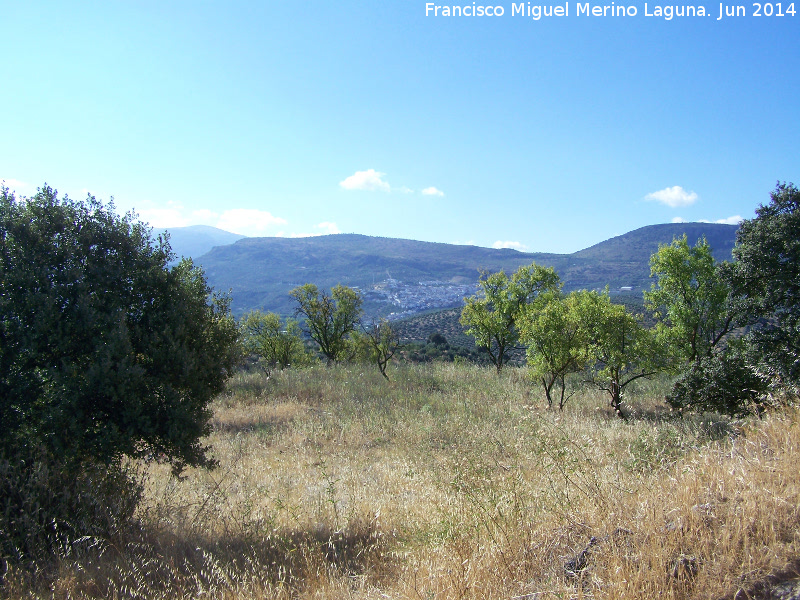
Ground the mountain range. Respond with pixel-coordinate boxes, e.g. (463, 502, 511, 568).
(165, 225, 246, 260)
(165, 222, 739, 318)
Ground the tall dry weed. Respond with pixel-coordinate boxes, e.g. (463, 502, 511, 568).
(4, 363, 798, 599)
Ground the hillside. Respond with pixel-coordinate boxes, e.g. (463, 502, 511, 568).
(195, 223, 738, 316)
(165, 225, 247, 261)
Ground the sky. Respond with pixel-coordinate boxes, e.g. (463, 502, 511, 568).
(2, 1, 798, 254)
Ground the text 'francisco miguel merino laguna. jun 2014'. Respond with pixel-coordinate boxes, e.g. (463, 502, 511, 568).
(424, 1, 797, 19)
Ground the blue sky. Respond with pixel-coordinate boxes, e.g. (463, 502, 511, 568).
(2, 1, 797, 253)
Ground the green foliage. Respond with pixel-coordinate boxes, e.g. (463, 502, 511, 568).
(289, 283, 363, 363)
(0, 185, 239, 471)
(578, 290, 664, 416)
(345, 320, 400, 380)
(645, 234, 733, 363)
(403, 340, 488, 365)
(428, 332, 448, 346)
(665, 183, 800, 417)
(667, 348, 769, 417)
(732, 182, 800, 386)
(521, 290, 590, 409)
(363, 319, 400, 380)
(240, 310, 311, 370)
(460, 263, 560, 373)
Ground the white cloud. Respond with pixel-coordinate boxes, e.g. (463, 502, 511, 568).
(675, 215, 742, 225)
(645, 186, 698, 208)
(1, 178, 33, 195)
(315, 221, 340, 235)
(276, 222, 342, 238)
(714, 215, 743, 225)
(492, 241, 527, 251)
(215, 209, 288, 236)
(192, 208, 219, 221)
(137, 207, 190, 228)
(697, 216, 743, 225)
(421, 186, 445, 197)
(339, 169, 391, 192)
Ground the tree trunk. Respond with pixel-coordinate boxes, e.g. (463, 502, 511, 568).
(542, 376, 554, 408)
(609, 380, 625, 419)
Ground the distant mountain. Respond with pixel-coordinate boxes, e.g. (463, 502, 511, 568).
(164, 225, 246, 261)
(561, 222, 738, 291)
(194, 223, 739, 317)
(575, 222, 736, 263)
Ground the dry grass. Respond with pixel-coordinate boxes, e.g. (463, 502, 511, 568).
(4, 362, 799, 599)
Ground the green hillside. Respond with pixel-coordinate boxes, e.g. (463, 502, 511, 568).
(195, 223, 738, 316)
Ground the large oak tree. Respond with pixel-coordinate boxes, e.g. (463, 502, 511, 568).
(0, 185, 239, 472)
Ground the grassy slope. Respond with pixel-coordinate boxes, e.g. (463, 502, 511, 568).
(11, 363, 799, 599)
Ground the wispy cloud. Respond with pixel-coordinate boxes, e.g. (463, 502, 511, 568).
(713, 215, 743, 225)
(339, 169, 391, 192)
(672, 215, 743, 226)
(215, 209, 288, 236)
(192, 208, 218, 222)
(492, 241, 527, 251)
(645, 186, 698, 208)
(315, 221, 340, 234)
(1, 178, 32, 193)
(279, 221, 342, 238)
(138, 207, 190, 228)
(698, 215, 743, 225)
(421, 186, 445, 197)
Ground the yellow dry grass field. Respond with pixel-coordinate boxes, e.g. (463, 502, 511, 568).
(6, 362, 800, 599)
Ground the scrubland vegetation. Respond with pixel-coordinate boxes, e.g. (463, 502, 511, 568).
(4, 363, 799, 599)
(4, 183, 799, 598)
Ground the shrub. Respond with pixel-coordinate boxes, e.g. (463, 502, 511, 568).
(667, 351, 769, 417)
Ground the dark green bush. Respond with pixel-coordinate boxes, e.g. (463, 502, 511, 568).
(667, 351, 769, 417)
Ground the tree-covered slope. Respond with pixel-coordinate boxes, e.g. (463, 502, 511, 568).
(196, 224, 738, 316)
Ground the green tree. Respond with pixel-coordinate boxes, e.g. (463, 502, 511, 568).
(240, 310, 310, 371)
(732, 181, 800, 386)
(579, 291, 663, 417)
(667, 183, 800, 417)
(0, 185, 239, 472)
(289, 283, 363, 363)
(460, 263, 561, 373)
(521, 290, 590, 409)
(645, 234, 734, 363)
(363, 319, 400, 380)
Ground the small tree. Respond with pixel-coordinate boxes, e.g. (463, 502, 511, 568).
(364, 319, 400, 380)
(0, 184, 239, 472)
(461, 263, 560, 373)
(578, 291, 663, 417)
(645, 234, 734, 363)
(289, 283, 363, 363)
(521, 290, 590, 409)
(240, 310, 310, 372)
